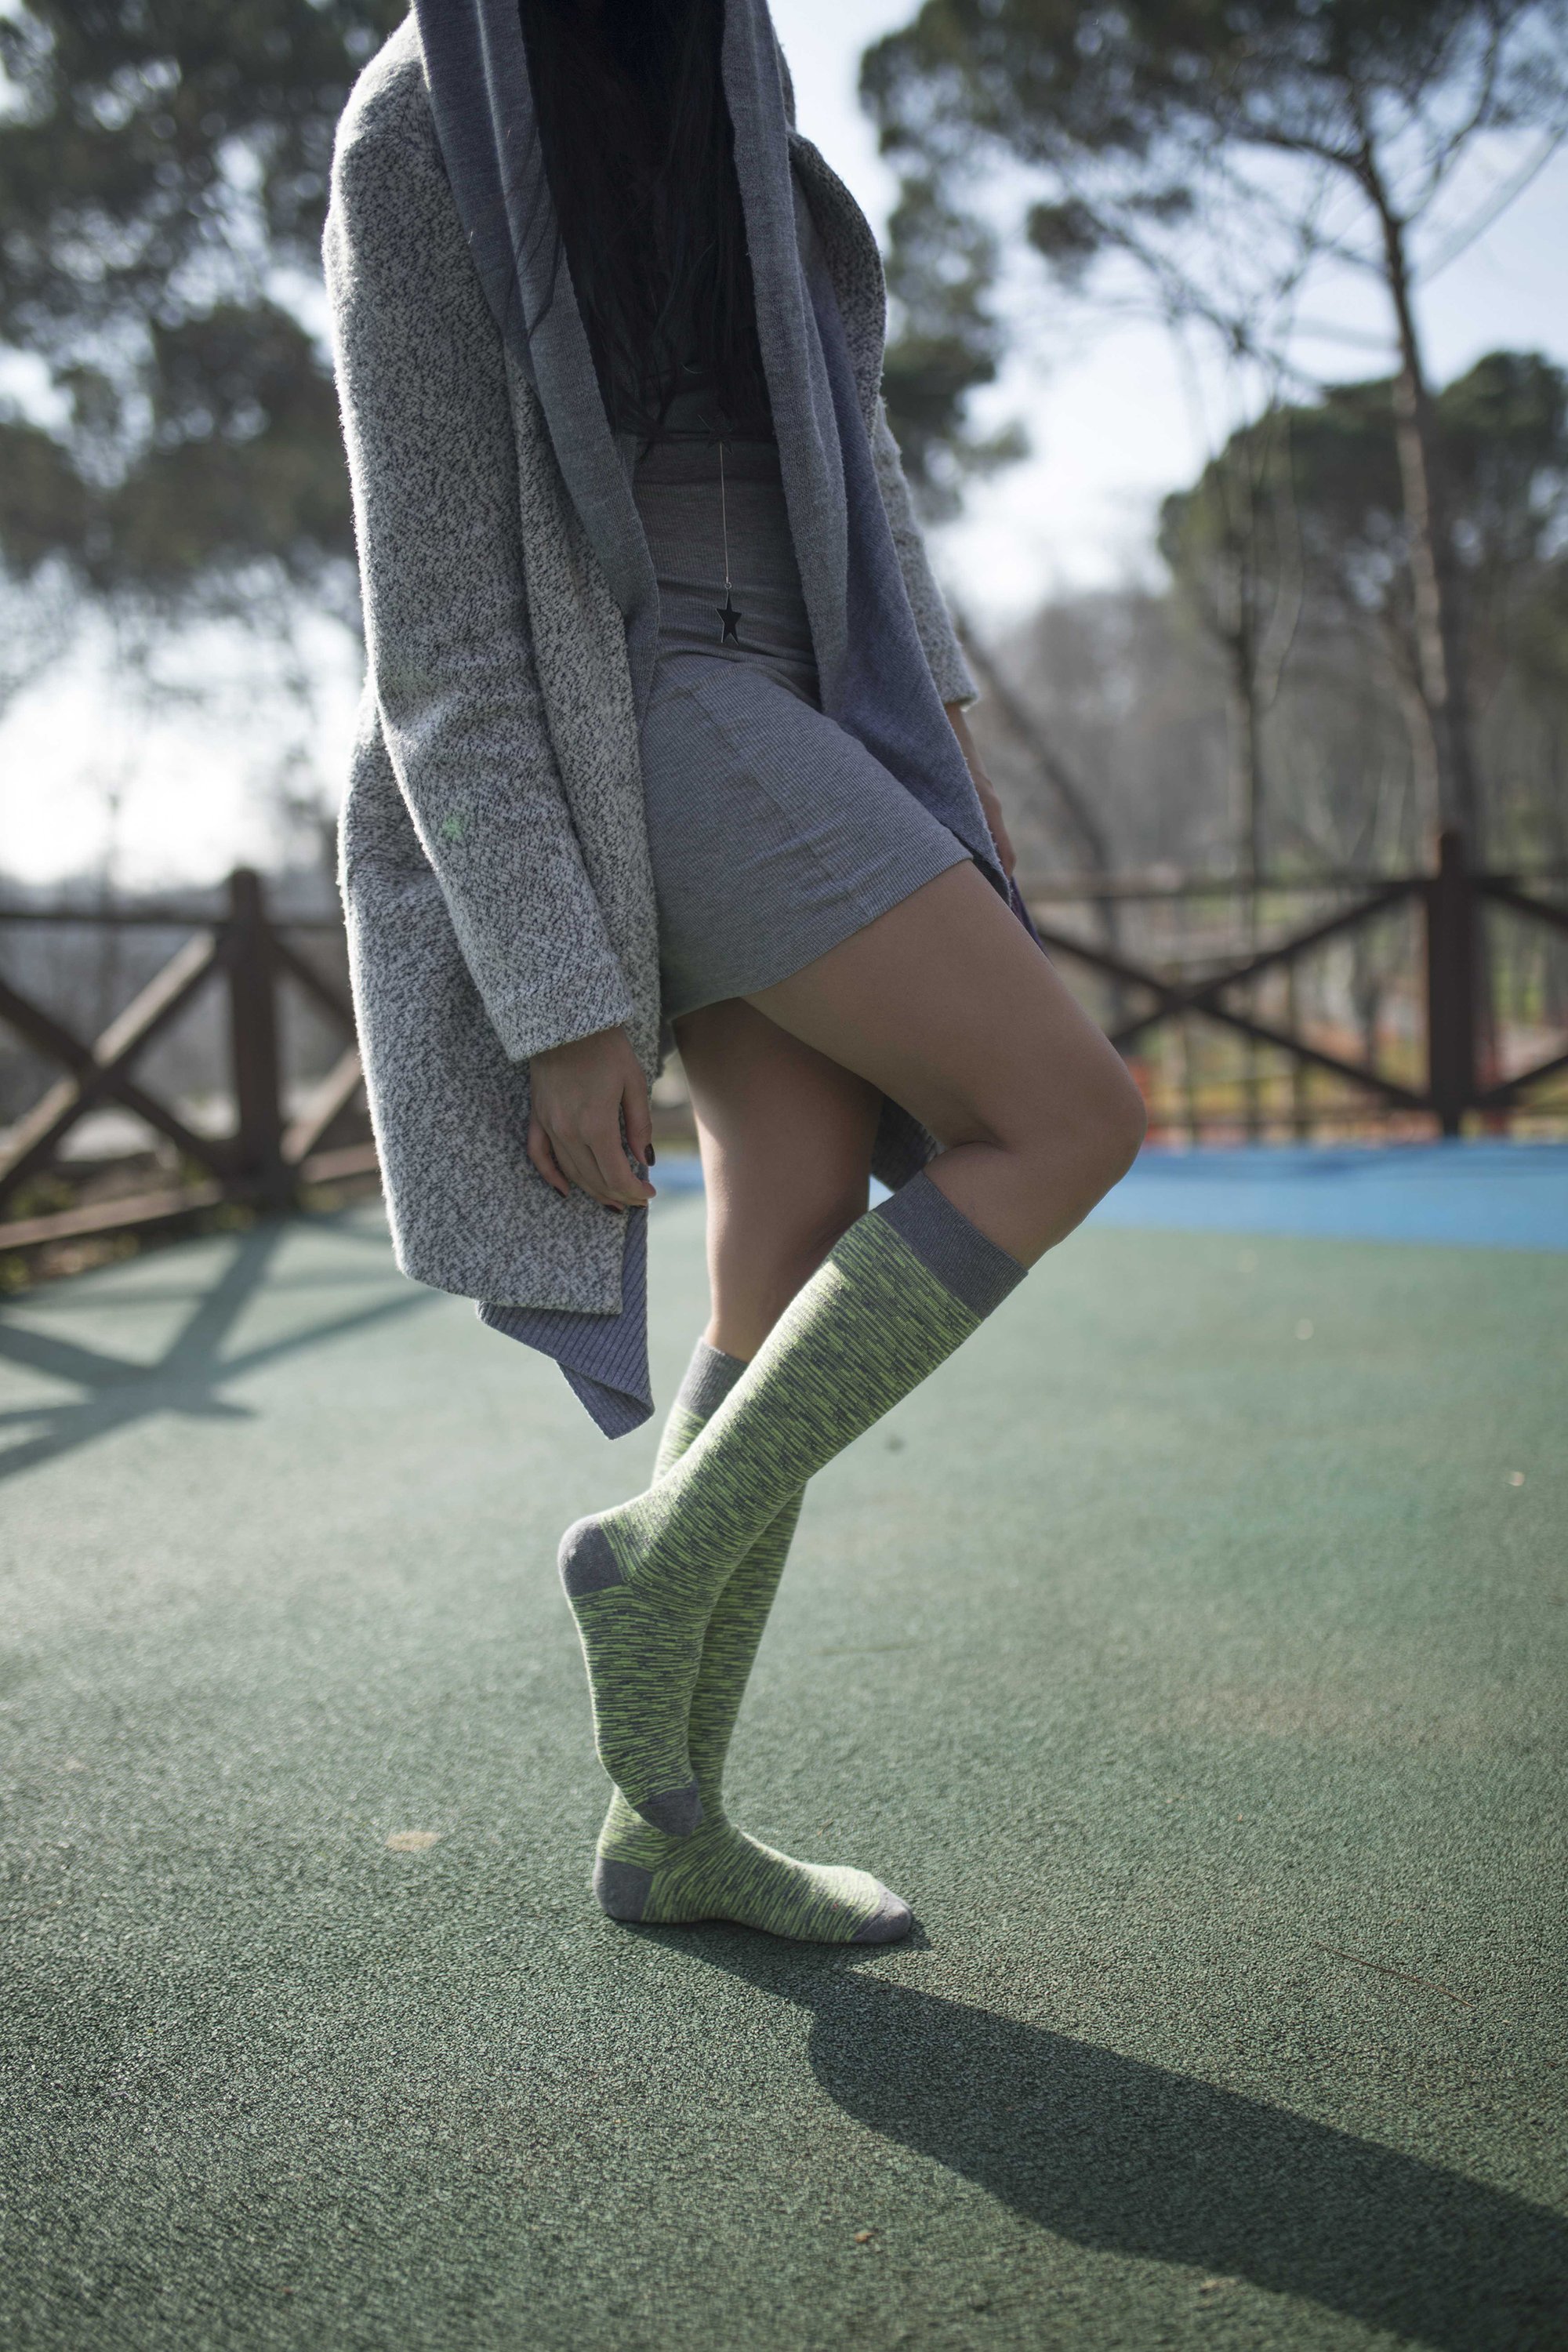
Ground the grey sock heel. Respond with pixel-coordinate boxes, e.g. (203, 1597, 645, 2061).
(593, 1857, 654, 1921)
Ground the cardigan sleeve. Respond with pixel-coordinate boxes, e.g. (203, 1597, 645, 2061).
(869, 398, 979, 708)
(324, 70, 636, 1064)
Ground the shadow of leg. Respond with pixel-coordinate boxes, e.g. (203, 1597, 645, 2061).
(653, 1933, 1567, 2350)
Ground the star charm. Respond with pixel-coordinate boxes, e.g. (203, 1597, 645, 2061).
(716, 595, 742, 644)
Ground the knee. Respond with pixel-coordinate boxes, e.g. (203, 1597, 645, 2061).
(1091, 1055, 1148, 1187)
(1018, 1047, 1145, 1205)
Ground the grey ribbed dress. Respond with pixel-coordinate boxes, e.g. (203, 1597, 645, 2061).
(632, 388, 970, 1019)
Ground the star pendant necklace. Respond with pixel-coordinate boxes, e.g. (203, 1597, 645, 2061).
(715, 437, 742, 644)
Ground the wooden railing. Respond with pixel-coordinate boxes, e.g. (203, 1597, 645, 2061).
(2, 836, 1565, 1260)
(1018, 831, 1568, 1141)
(0, 869, 373, 1255)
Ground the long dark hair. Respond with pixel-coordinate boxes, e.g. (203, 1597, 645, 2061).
(517, 0, 773, 443)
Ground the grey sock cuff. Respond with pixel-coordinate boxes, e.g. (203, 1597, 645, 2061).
(873, 1169, 1026, 1318)
(673, 1338, 748, 1422)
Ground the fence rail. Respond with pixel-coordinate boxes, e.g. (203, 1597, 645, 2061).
(2, 836, 1566, 1260)
(1018, 830, 1568, 1142)
(0, 869, 374, 1256)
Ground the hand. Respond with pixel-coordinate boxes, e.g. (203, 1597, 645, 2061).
(528, 1025, 656, 1211)
(945, 699, 1017, 878)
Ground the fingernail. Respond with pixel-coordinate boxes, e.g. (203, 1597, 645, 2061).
(646, 1145, 655, 1165)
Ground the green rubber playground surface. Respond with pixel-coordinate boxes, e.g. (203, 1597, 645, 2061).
(2, 1195, 1565, 2350)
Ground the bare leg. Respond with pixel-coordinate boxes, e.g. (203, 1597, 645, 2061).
(676, 1000, 883, 1359)
(750, 859, 1146, 1265)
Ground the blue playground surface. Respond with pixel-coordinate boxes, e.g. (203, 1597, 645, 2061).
(1088, 1139, 1568, 1252)
(659, 1139, 1568, 1252)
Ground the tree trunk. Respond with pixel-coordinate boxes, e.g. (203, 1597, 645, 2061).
(1225, 612, 1265, 887)
(1364, 159, 1482, 853)
(1224, 616, 1266, 1138)
(954, 614, 1116, 877)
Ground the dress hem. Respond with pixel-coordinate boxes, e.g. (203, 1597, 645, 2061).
(661, 835, 973, 1026)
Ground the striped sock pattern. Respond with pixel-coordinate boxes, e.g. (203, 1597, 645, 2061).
(593, 1341, 909, 1943)
(559, 1171, 1025, 1831)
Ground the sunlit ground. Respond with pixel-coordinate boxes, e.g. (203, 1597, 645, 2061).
(2, 1185, 1564, 2349)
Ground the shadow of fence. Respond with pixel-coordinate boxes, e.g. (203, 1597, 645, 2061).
(0, 1215, 430, 1486)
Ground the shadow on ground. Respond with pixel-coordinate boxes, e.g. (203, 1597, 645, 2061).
(659, 1933, 1568, 2350)
(0, 1218, 430, 1486)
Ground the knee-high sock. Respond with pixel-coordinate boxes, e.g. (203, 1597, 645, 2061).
(651, 1342, 802, 1814)
(593, 1340, 910, 1942)
(561, 1170, 1025, 1832)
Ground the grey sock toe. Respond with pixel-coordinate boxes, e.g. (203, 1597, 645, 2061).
(850, 1887, 913, 1944)
(635, 1780, 703, 1838)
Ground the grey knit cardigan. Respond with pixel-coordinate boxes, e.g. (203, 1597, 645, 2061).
(325, 8, 985, 1424)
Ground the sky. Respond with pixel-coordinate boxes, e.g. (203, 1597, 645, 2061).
(4, 0, 1568, 888)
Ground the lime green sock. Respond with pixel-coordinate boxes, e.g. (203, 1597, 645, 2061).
(593, 1341, 910, 1943)
(560, 1171, 1024, 1834)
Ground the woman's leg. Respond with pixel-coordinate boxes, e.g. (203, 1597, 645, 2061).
(561, 862, 1145, 1835)
(593, 1007, 912, 1940)
(749, 858, 1146, 1264)
(682, 997, 884, 1359)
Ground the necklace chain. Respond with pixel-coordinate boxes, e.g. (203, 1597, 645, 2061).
(713, 437, 742, 644)
(718, 437, 731, 590)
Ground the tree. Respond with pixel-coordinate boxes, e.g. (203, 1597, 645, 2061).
(0, 0, 402, 688)
(1160, 349, 1568, 866)
(877, 173, 1027, 521)
(862, 0, 1568, 851)
(1156, 408, 1301, 884)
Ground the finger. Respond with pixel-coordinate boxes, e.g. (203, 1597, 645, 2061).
(554, 1131, 623, 1209)
(528, 1116, 571, 1198)
(585, 1120, 652, 1208)
(621, 1069, 656, 1181)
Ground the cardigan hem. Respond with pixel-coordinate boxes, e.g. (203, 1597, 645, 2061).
(478, 1206, 652, 1439)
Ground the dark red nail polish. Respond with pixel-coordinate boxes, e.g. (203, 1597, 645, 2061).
(646, 1145, 655, 1166)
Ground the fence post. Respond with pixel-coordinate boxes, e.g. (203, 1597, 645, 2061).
(1425, 827, 1477, 1138)
(227, 867, 290, 1211)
